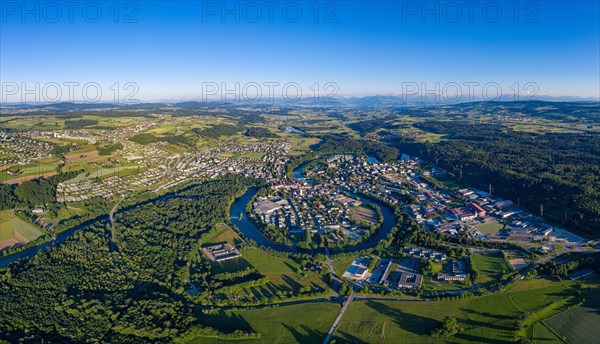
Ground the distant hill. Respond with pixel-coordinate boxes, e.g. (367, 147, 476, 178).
(1, 98, 598, 115)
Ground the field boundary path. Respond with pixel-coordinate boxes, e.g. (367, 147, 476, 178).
(323, 291, 356, 344)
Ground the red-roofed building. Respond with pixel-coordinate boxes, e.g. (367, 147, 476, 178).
(468, 202, 487, 216)
(449, 208, 477, 221)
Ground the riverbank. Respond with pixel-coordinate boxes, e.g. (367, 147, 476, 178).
(227, 160, 399, 256)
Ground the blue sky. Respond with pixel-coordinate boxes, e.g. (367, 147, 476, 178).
(1, 1, 599, 101)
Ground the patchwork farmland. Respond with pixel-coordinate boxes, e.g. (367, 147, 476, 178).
(0, 211, 44, 249)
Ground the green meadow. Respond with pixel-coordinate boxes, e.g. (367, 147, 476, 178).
(476, 221, 504, 235)
(544, 294, 600, 344)
(473, 252, 510, 284)
(192, 303, 341, 344)
(240, 247, 329, 293)
(202, 223, 242, 246)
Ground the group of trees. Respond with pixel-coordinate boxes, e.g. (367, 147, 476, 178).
(317, 134, 400, 162)
(97, 143, 123, 156)
(193, 124, 241, 139)
(63, 119, 99, 129)
(0, 177, 257, 342)
(244, 127, 278, 138)
(430, 317, 464, 338)
(348, 118, 400, 136)
(468, 252, 479, 281)
(50, 144, 72, 155)
(395, 121, 600, 234)
(529, 253, 600, 278)
(0, 171, 79, 210)
(1, 222, 204, 343)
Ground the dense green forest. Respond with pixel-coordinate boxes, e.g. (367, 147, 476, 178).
(97, 143, 123, 155)
(317, 135, 400, 162)
(348, 119, 399, 136)
(63, 119, 100, 129)
(0, 172, 80, 210)
(0, 178, 254, 343)
(244, 127, 278, 138)
(50, 144, 72, 155)
(114, 180, 247, 289)
(395, 121, 600, 234)
(193, 124, 241, 139)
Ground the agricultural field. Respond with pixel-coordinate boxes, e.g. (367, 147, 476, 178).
(0, 164, 59, 184)
(288, 137, 320, 156)
(64, 149, 101, 163)
(0, 211, 44, 249)
(473, 252, 510, 284)
(245, 152, 266, 160)
(63, 165, 139, 183)
(413, 131, 444, 143)
(194, 302, 341, 344)
(544, 298, 600, 344)
(334, 298, 469, 343)
(218, 151, 242, 159)
(331, 278, 595, 344)
(507, 120, 600, 134)
(531, 322, 562, 343)
(0, 214, 13, 242)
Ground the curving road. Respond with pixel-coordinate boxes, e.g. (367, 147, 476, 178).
(108, 201, 122, 251)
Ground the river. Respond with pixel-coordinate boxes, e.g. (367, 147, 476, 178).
(0, 215, 109, 268)
(229, 160, 397, 254)
(0, 186, 193, 268)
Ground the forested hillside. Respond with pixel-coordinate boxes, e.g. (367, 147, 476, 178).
(396, 121, 600, 234)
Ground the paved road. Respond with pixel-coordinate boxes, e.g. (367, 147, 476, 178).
(323, 291, 356, 344)
(518, 245, 600, 279)
(323, 247, 337, 275)
(355, 296, 428, 302)
(109, 203, 118, 226)
(323, 246, 342, 296)
(108, 202, 120, 250)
